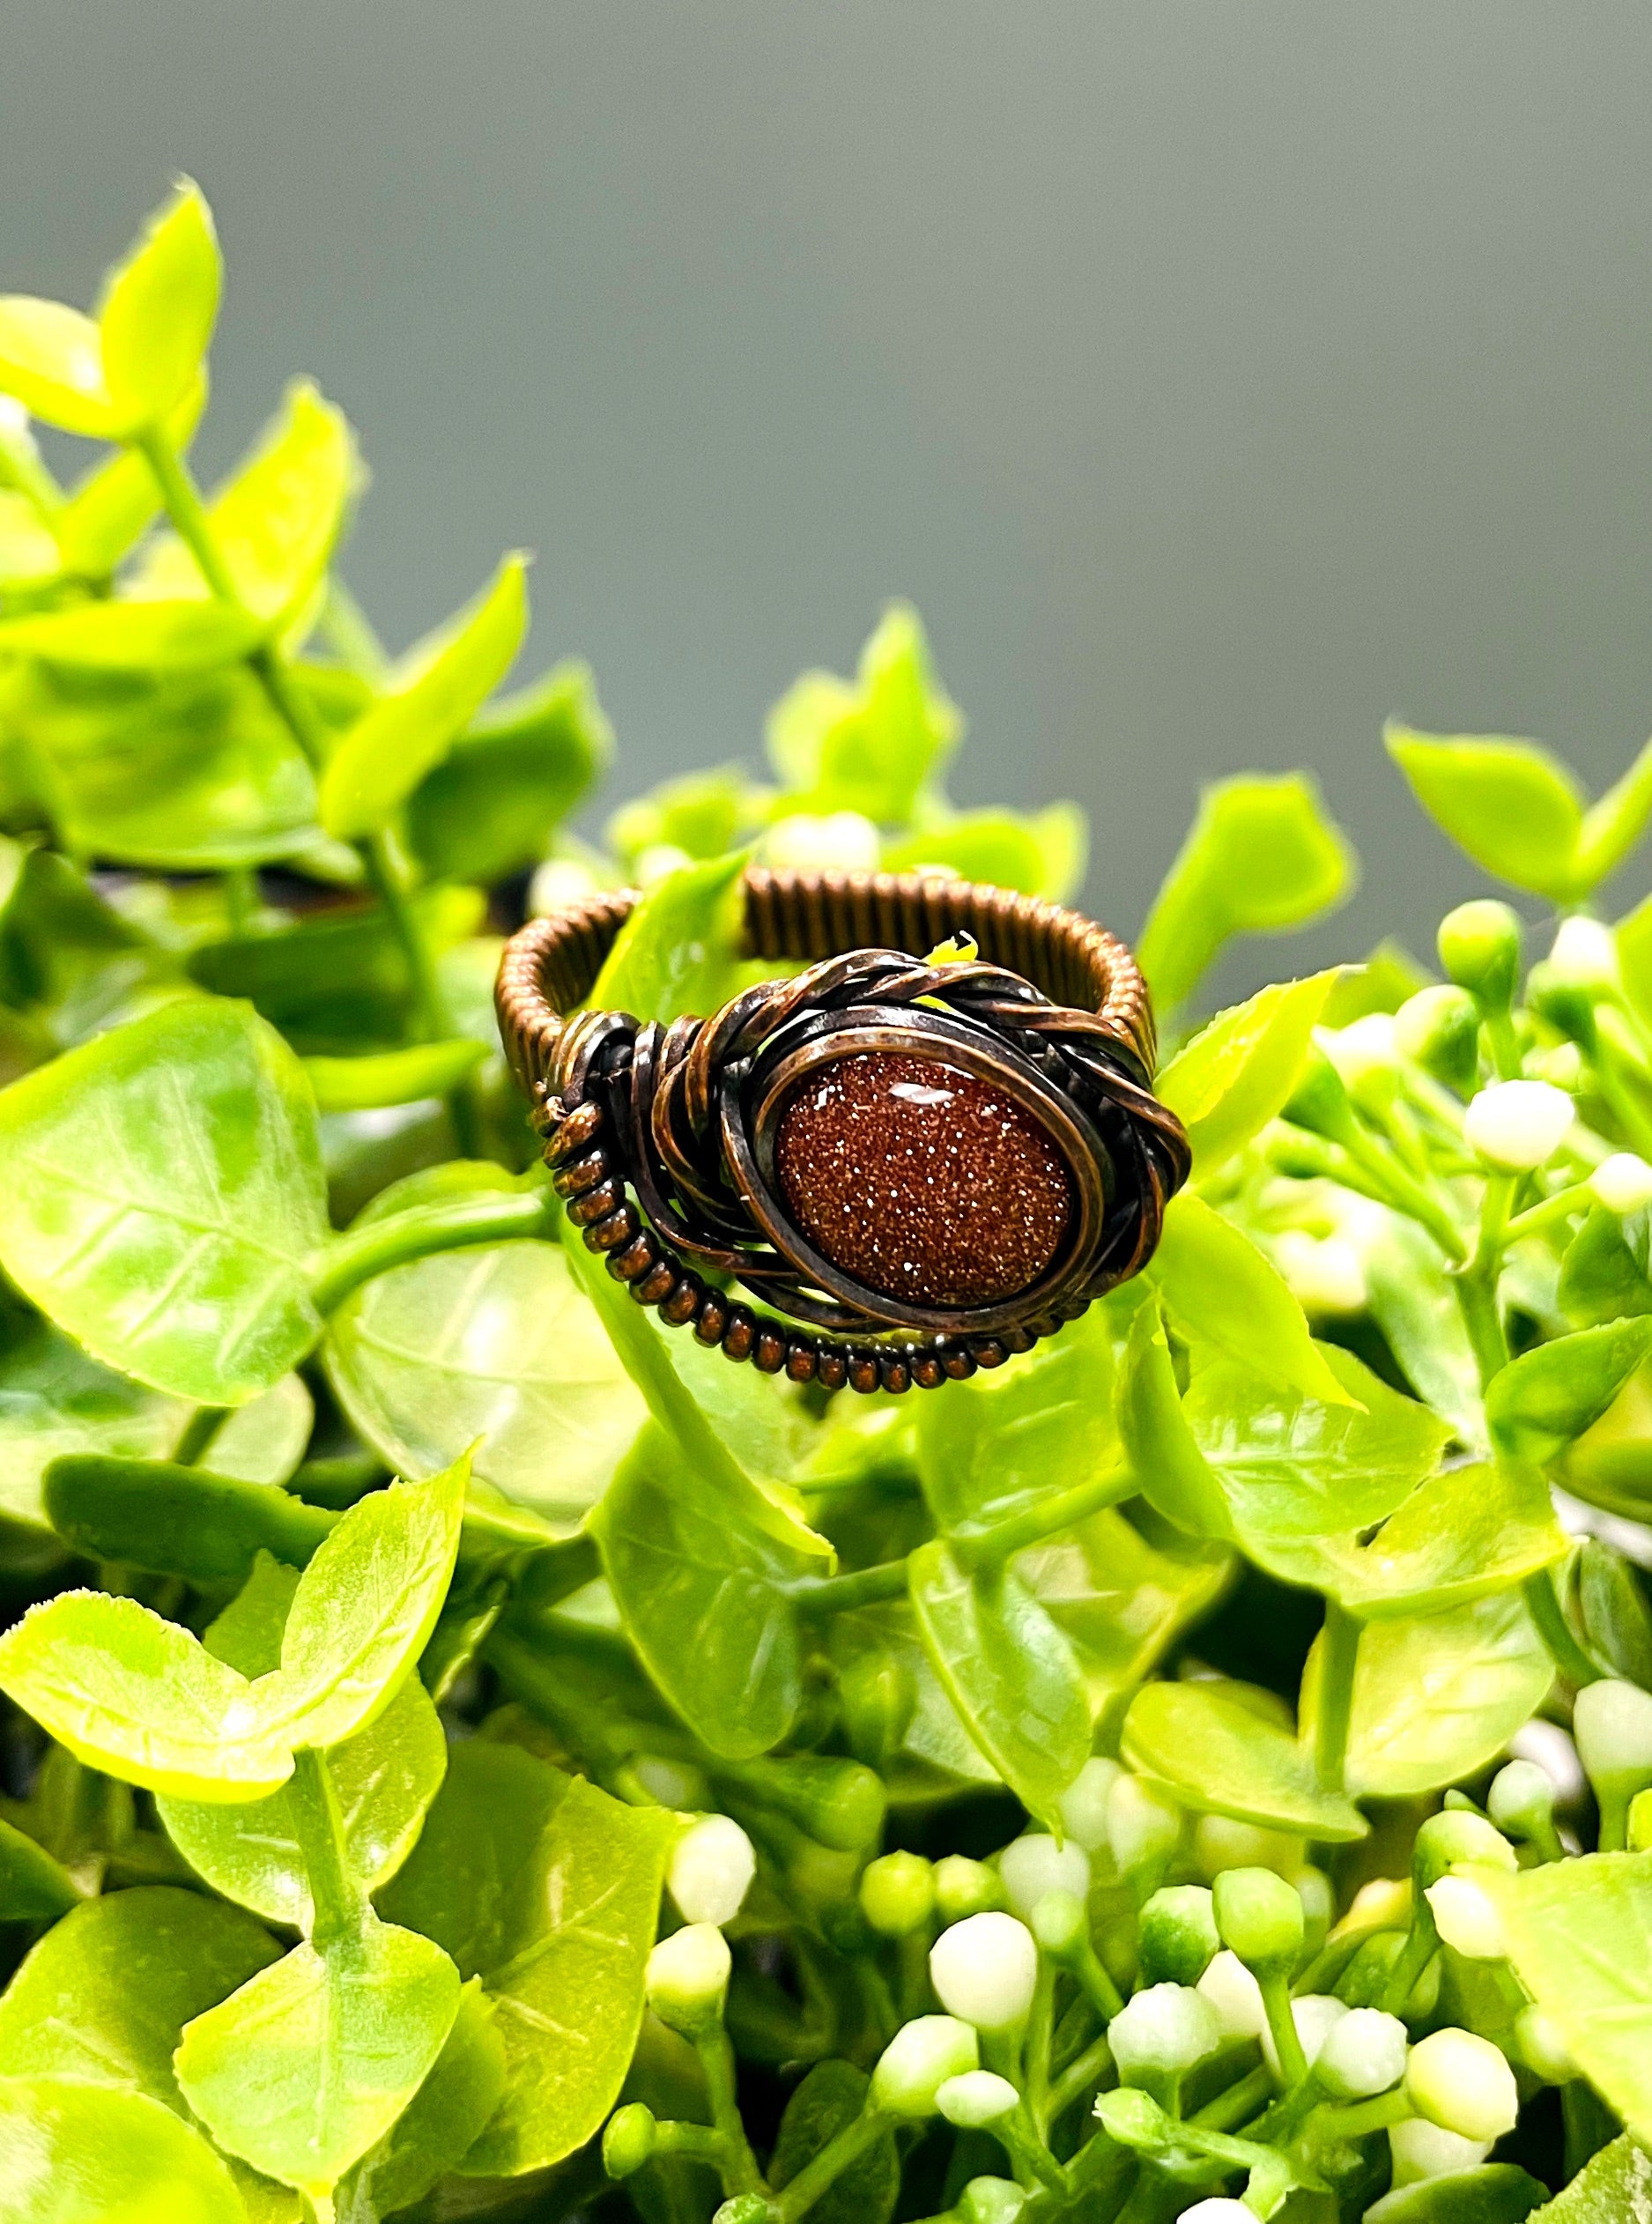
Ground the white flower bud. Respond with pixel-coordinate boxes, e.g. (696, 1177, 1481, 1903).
(1574, 1678, 1652, 1803)
(1175, 2205, 1258, 2224)
(999, 1834, 1091, 1922)
(1108, 1774, 1182, 1876)
(1405, 2028, 1519, 2143)
(871, 2015, 979, 2118)
(1425, 1870, 1508, 1961)
(1389, 2118, 1492, 2187)
(669, 1815, 755, 1928)
(1273, 1231, 1367, 1316)
(1057, 1757, 1121, 1852)
(930, 1912, 1039, 2031)
(1263, 1993, 1347, 2082)
(530, 855, 604, 916)
(1196, 1949, 1267, 2041)
(1590, 1153, 1652, 1215)
(935, 2071, 1019, 2129)
(1487, 1758, 1558, 1842)
(636, 842, 695, 885)
(1108, 1983, 1223, 2087)
(1549, 916, 1619, 991)
(765, 811, 882, 873)
(1463, 1080, 1574, 1171)
(646, 1924, 731, 2034)
(1344, 1876, 1412, 1931)
(1314, 2008, 1408, 2100)
(1515, 2005, 1575, 2085)
(1324, 1015, 1398, 1096)
(1509, 1718, 1587, 1809)
(959, 2180, 1026, 2224)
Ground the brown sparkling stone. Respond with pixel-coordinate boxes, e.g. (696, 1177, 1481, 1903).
(773, 1051, 1074, 1308)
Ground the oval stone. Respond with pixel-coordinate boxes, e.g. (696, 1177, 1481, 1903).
(772, 1050, 1074, 1310)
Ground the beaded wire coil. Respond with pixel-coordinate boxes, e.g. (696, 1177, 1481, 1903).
(495, 868, 1189, 1394)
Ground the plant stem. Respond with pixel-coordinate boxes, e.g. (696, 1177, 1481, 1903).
(789, 1560, 911, 1614)
(173, 1405, 230, 1467)
(1452, 1171, 1515, 1391)
(773, 2109, 890, 2223)
(1189, 2063, 1273, 2133)
(952, 1464, 1137, 1569)
(286, 1748, 366, 1948)
(1313, 1600, 1360, 1794)
(1308, 2089, 1412, 2142)
(1503, 1180, 1593, 1245)
(693, 2024, 764, 2197)
(308, 1186, 559, 1313)
(1257, 1971, 1307, 2089)
(1047, 2031, 1112, 2120)
(1523, 1564, 1604, 1689)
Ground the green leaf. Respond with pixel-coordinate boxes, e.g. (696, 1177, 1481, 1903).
(1487, 1319, 1652, 1463)
(769, 2060, 900, 2224)
(1182, 1342, 1450, 1561)
(1336, 1589, 1553, 1798)
(0, 1885, 276, 2108)
(337, 1978, 504, 2218)
(322, 1164, 646, 1531)
(1529, 2134, 1652, 2220)
(206, 1372, 315, 1488)
(1156, 971, 1340, 1174)
(1137, 773, 1355, 1012)
(404, 658, 613, 886)
(915, 1305, 1120, 1533)
(1362, 1212, 1485, 1445)
(1288, 1457, 1566, 1619)
(159, 1555, 448, 1926)
(907, 1538, 1092, 1829)
(0, 845, 173, 1047)
(97, 182, 220, 432)
(1120, 1679, 1367, 1841)
(302, 1039, 485, 1112)
(0, 1590, 293, 1802)
(0, 1316, 185, 1528)
(591, 1421, 807, 1758)
(378, 1741, 673, 2174)
(0, 2076, 248, 2223)
(766, 604, 961, 822)
(1559, 1205, 1652, 1328)
(1500, 1852, 1652, 2147)
(0, 997, 329, 1404)
(0, 1820, 81, 1923)
(319, 554, 530, 839)
(261, 1453, 468, 1751)
(1386, 723, 1589, 902)
(1367, 2167, 1548, 2222)
(1115, 1302, 1234, 1538)
(1152, 1193, 1358, 1405)
(0, 598, 264, 672)
(882, 803, 1086, 901)
(1616, 895, 1652, 1041)
(44, 1457, 335, 1588)
(0, 300, 112, 436)
(52, 382, 205, 580)
(1576, 735, 1652, 891)
(174, 1916, 461, 2203)
(588, 848, 751, 1024)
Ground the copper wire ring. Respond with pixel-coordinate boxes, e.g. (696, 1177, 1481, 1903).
(495, 868, 1189, 1392)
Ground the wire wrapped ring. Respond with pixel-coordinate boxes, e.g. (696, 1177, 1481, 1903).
(495, 868, 1189, 1393)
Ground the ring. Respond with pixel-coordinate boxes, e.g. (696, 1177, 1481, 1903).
(495, 868, 1189, 1394)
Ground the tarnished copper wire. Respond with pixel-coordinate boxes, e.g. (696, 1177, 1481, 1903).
(495, 868, 1188, 1391)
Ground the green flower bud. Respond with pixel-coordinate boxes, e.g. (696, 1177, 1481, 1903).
(837, 1647, 917, 1769)
(1438, 900, 1522, 1011)
(930, 1912, 1039, 2031)
(1107, 1983, 1223, 2090)
(1193, 1814, 1303, 1882)
(646, 1924, 731, 2036)
(870, 2014, 980, 2118)
(1389, 2119, 1492, 2187)
(1211, 1865, 1304, 1977)
(999, 1833, 1090, 1921)
(860, 1851, 936, 1939)
(1573, 1679, 1652, 1834)
(959, 2179, 1026, 2224)
(936, 2070, 1019, 2129)
(1411, 1809, 1517, 1890)
(1057, 1757, 1121, 1852)
(1394, 983, 1480, 1093)
(603, 2102, 658, 2178)
(933, 1854, 1003, 1923)
(1108, 1774, 1183, 1879)
(1487, 1759, 1557, 1845)
(670, 1815, 756, 1928)
(1293, 1865, 1335, 1957)
(741, 1754, 886, 1852)
(1515, 2005, 1575, 2085)
(1314, 2008, 1408, 2100)
(1525, 963, 1598, 1053)
(1404, 2028, 1519, 2143)
(1029, 1887, 1087, 1960)
(1137, 1885, 1220, 1987)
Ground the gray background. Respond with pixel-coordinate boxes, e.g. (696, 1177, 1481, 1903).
(6, 4, 1652, 986)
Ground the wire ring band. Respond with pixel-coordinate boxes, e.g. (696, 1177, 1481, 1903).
(495, 868, 1189, 1393)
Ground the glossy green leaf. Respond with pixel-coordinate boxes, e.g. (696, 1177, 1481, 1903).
(1617, 894, 1652, 1039)
(1121, 1679, 1367, 1841)
(97, 182, 220, 432)
(0, 1820, 80, 1923)
(907, 1538, 1092, 1829)
(1500, 1852, 1652, 2146)
(261, 1452, 467, 1751)
(0, 1317, 184, 1528)
(378, 1741, 673, 2174)
(828, 1599, 999, 1790)
(45, 1457, 335, 1587)
(1362, 1211, 1486, 1445)
(302, 1038, 485, 1113)
(405, 658, 613, 886)
(1386, 723, 1588, 903)
(882, 802, 1086, 900)
(0, 598, 263, 673)
(1367, 2167, 1548, 2222)
(1559, 1205, 1652, 1329)
(591, 1421, 808, 1758)
(0, 1886, 276, 2108)
(0, 300, 110, 436)
(1552, 1359, 1652, 1520)
(1152, 1192, 1355, 1405)
(766, 603, 960, 822)
(0, 2076, 247, 2223)
(589, 847, 751, 1023)
(159, 1554, 447, 1925)
(205, 1371, 314, 1488)
(0, 997, 329, 1404)
(769, 2060, 900, 2224)
(1486, 1318, 1652, 1462)
(337, 1978, 504, 2218)
(1137, 772, 1355, 1012)
(1284, 1457, 1566, 1618)
(1530, 2134, 1652, 2220)
(1157, 971, 1340, 1174)
(1115, 1302, 1234, 1538)
(1182, 1342, 1450, 1562)
(319, 553, 529, 839)
(0, 844, 174, 1047)
(174, 1916, 461, 2203)
(0, 1590, 292, 1801)
(915, 1305, 1120, 1533)
(1337, 1588, 1552, 1798)
(323, 1164, 646, 1530)
(52, 382, 204, 579)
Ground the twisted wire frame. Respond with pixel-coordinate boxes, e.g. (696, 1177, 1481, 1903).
(495, 868, 1189, 1394)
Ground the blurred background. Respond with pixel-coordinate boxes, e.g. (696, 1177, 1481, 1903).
(5, 3, 1652, 987)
